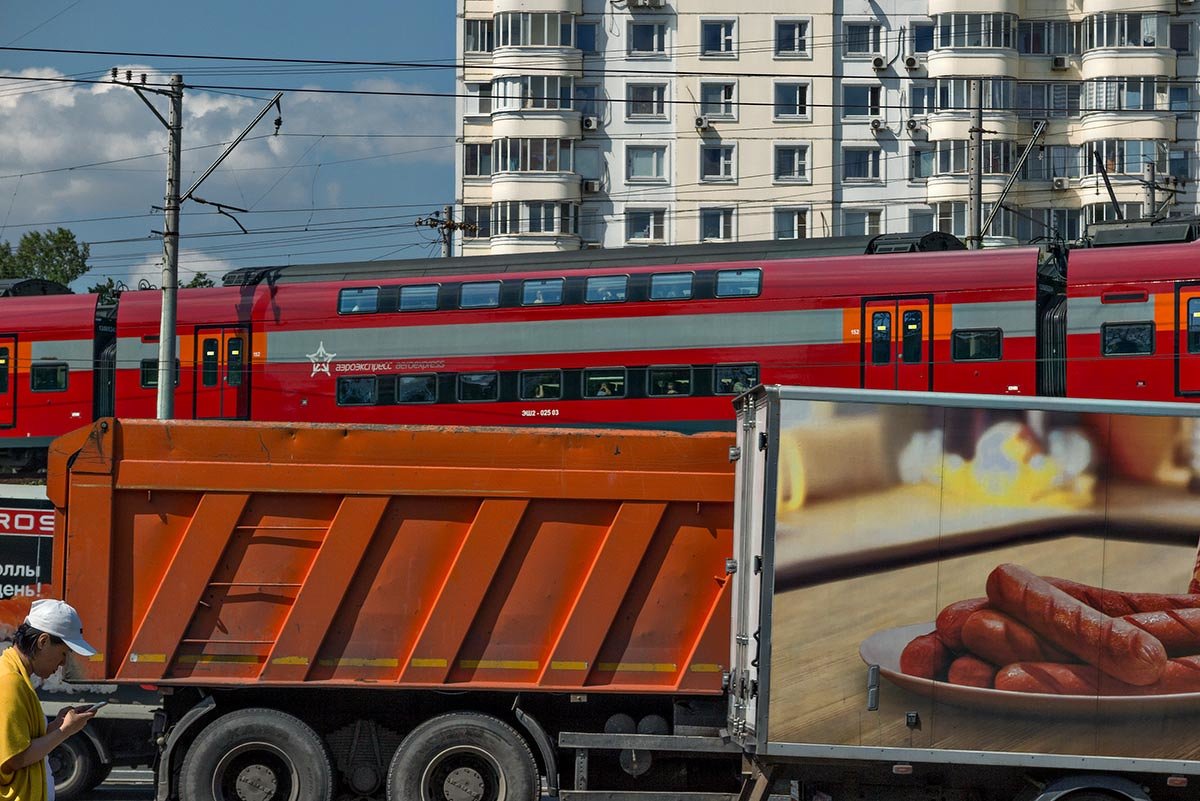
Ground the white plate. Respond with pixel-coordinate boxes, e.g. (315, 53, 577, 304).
(859, 622, 1200, 716)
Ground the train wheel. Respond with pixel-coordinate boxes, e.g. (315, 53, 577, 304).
(49, 736, 100, 801)
(387, 712, 538, 801)
(180, 708, 334, 801)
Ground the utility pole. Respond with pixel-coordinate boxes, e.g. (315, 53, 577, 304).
(442, 205, 454, 258)
(416, 207, 475, 256)
(967, 79, 983, 249)
(158, 74, 184, 420)
(1145, 161, 1157, 219)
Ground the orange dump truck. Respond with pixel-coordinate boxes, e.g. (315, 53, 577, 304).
(47, 419, 737, 801)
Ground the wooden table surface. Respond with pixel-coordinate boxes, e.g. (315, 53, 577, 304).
(766, 482, 1200, 760)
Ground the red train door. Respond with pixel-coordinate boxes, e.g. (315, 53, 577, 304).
(1178, 285, 1200, 394)
(0, 335, 13, 428)
(862, 299, 933, 391)
(194, 326, 250, 419)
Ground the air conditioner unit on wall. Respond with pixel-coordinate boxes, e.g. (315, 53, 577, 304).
(581, 116, 599, 131)
(872, 55, 887, 70)
(631, 0, 665, 7)
(1052, 176, 1070, 190)
(694, 115, 710, 130)
(870, 117, 885, 133)
(903, 54, 921, 70)
(1051, 55, 1069, 70)
(582, 179, 601, 194)
(905, 117, 921, 132)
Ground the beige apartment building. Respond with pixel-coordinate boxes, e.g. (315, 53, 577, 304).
(455, 0, 1199, 255)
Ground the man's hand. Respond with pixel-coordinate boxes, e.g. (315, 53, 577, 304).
(59, 708, 95, 737)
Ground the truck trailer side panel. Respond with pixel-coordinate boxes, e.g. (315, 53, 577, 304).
(49, 420, 733, 695)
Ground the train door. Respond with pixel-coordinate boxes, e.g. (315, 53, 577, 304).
(862, 298, 933, 391)
(194, 326, 250, 419)
(1178, 285, 1200, 395)
(0, 335, 13, 428)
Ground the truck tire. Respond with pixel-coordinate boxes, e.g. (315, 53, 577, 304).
(179, 708, 334, 801)
(48, 736, 100, 801)
(387, 712, 538, 801)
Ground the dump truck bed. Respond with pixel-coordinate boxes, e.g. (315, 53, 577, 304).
(49, 420, 733, 694)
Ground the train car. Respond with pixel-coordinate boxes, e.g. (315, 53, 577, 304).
(0, 290, 107, 469)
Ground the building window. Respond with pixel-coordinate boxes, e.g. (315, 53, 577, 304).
(493, 138, 575, 173)
(843, 209, 882, 236)
(700, 81, 736, 118)
(774, 144, 809, 182)
(776, 19, 809, 56)
(701, 208, 734, 241)
(774, 82, 809, 119)
(701, 20, 736, 56)
(492, 75, 574, 111)
(843, 85, 881, 117)
(700, 145, 735, 182)
(629, 22, 666, 55)
(495, 12, 574, 47)
(464, 143, 492, 177)
(1017, 81, 1080, 117)
(523, 278, 563, 305)
(1169, 149, 1191, 181)
(939, 78, 1014, 112)
(912, 22, 935, 53)
(1084, 140, 1167, 176)
(935, 140, 1013, 175)
(910, 146, 934, 180)
(911, 83, 935, 114)
(1084, 13, 1169, 49)
(574, 85, 600, 117)
(627, 83, 667, 119)
(465, 19, 494, 53)
(626, 145, 667, 181)
(910, 209, 935, 233)
(936, 13, 1016, 48)
(1017, 20, 1080, 54)
(527, 200, 557, 234)
(627, 209, 666, 243)
(1170, 84, 1191, 114)
(843, 148, 881, 180)
(1171, 21, 1191, 54)
(576, 22, 598, 53)
(466, 83, 492, 116)
(1021, 145, 1081, 180)
(774, 208, 808, 240)
(462, 206, 491, 239)
(845, 22, 881, 55)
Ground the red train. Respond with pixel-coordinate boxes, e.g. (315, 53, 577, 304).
(0, 222, 1196, 469)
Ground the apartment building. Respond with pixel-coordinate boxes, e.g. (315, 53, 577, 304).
(454, 0, 1199, 254)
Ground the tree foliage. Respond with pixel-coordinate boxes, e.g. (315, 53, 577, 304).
(0, 228, 90, 285)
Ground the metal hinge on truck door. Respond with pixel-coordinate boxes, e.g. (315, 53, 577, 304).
(758, 432, 768, 451)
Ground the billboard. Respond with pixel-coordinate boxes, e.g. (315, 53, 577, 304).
(765, 395, 1200, 759)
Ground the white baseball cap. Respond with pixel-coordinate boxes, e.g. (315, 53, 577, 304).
(25, 599, 96, 657)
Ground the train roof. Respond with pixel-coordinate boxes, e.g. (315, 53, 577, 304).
(220, 232, 964, 287)
(0, 278, 71, 297)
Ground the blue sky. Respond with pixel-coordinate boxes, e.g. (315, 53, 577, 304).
(0, 1, 456, 288)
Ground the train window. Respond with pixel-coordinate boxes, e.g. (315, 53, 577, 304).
(337, 376, 377, 405)
(583, 368, 627, 398)
(715, 269, 762, 298)
(523, 278, 564, 306)
(520, 370, 562, 401)
(1189, 299, 1200, 354)
(460, 281, 501, 309)
(458, 372, 499, 402)
(226, 338, 245, 387)
(400, 284, 439, 312)
(30, 363, 68, 393)
(1102, 322, 1154, 356)
(650, 272, 693, 300)
(586, 276, 628, 303)
(951, 329, 1003, 361)
(0, 348, 7, 394)
(339, 287, 379, 315)
(201, 338, 220, 387)
(139, 359, 181, 388)
(396, 374, 438, 404)
(715, 364, 758, 394)
(871, 312, 892, 364)
(648, 366, 692, 396)
(902, 310, 924, 363)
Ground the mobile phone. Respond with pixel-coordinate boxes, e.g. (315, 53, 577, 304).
(78, 701, 108, 713)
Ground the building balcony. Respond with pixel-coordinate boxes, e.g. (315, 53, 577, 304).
(925, 173, 1009, 204)
(928, 0, 1018, 14)
(488, 233, 582, 255)
(1077, 174, 1152, 203)
(1080, 48, 1175, 82)
(1078, 110, 1175, 143)
(1082, 0, 1172, 13)
(491, 171, 582, 204)
(491, 109, 581, 140)
(491, 47, 582, 78)
(494, 0, 580, 13)
(926, 49, 1020, 80)
(927, 110, 1020, 141)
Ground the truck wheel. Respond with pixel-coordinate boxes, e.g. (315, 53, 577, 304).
(387, 712, 538, 801)
(180, 708, 334, 801)
(48, 736, 100, 801)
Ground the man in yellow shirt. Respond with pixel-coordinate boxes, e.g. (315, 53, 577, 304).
(0, 600, 97, 801)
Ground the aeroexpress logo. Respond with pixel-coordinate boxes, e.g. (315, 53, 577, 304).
(306, 342, 336, 377)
